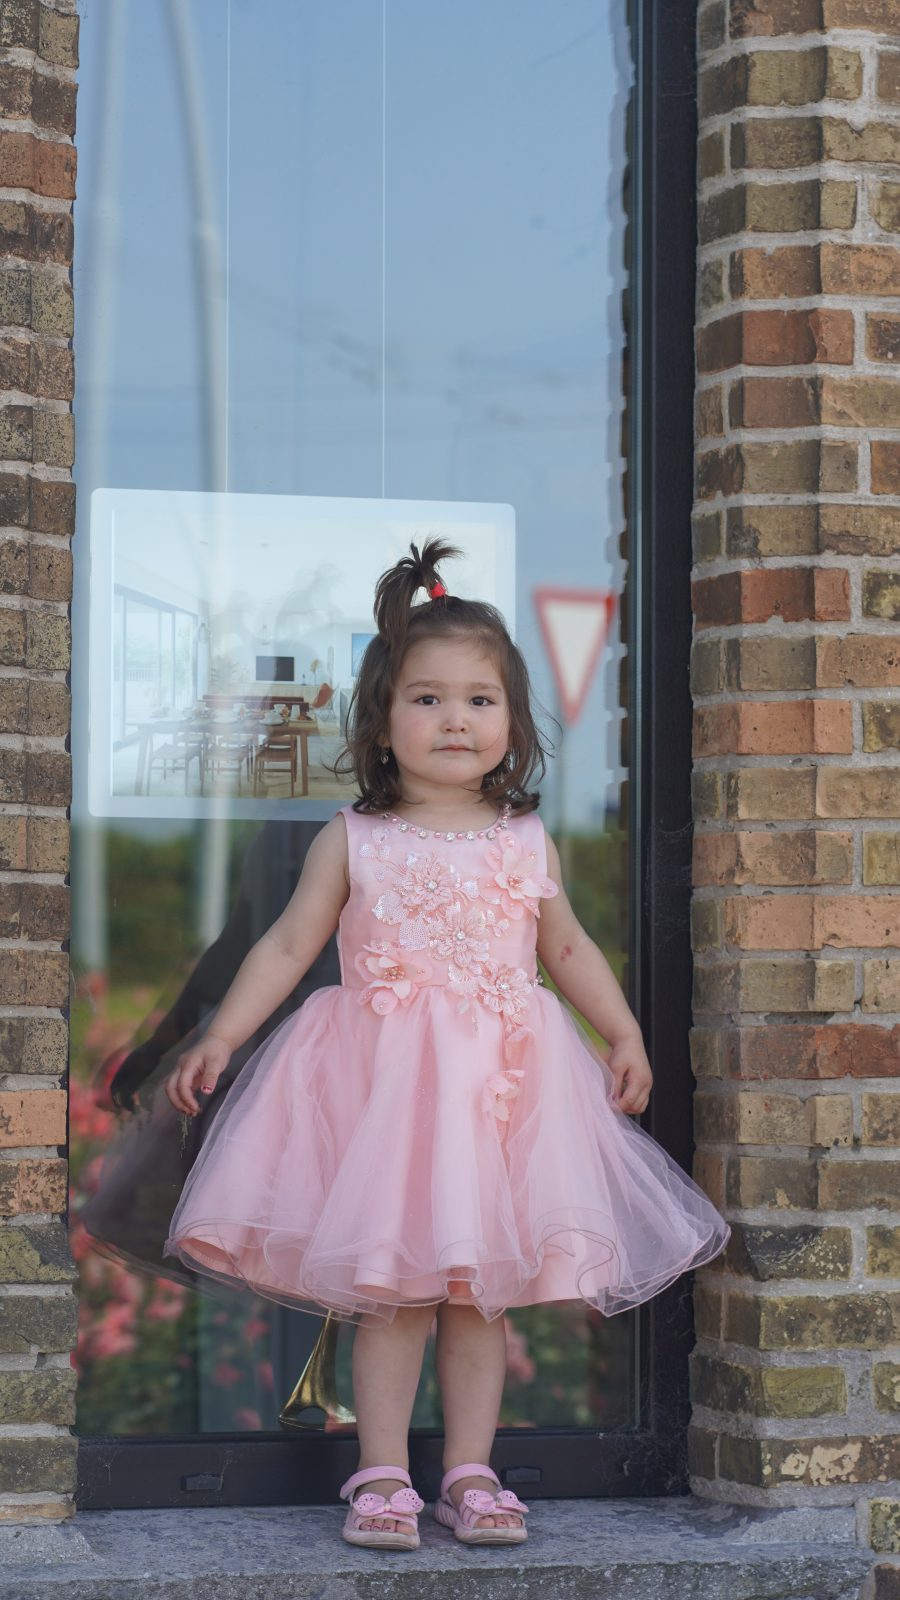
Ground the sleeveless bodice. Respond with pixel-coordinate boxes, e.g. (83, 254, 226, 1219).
(338, 803, 558, 1036)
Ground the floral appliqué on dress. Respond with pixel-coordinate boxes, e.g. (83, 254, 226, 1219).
(358, 822, 558, 1127)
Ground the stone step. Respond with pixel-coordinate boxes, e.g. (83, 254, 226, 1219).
(0, 1497, 874, 1599)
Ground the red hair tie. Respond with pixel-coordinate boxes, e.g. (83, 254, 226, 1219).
(429, 580, 447, 599)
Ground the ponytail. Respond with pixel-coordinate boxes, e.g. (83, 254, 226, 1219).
(373, 537, 460, 656)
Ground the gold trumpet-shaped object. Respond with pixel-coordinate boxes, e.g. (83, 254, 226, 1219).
(279, 1309, 356, 1429)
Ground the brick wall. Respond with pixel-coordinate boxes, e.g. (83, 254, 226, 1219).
(690, 0, 900, 1543)
(0, 0, 77, 1524)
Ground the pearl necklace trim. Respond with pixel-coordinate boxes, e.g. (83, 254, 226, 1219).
(380, 804, 511, 842)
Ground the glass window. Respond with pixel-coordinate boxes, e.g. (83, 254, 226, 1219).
(71, 0, 635, 1451)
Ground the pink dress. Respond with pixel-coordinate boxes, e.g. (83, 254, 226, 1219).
(163, 803, 730, 1327)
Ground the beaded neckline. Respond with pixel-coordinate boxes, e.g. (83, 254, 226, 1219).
(380, 803, 511, 843)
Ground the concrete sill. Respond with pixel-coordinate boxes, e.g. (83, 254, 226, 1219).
(0, 1496, 875, 1599)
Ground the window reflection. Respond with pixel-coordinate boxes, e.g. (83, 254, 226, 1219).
(71, 0, 636, 1439)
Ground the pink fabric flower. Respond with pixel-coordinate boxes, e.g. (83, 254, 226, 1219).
(480, 837, 558, 919)
(474, 961, 535, 1023)
(356, 942, 432, 1014)
(427, 906, 489, 967)
(373, 852, 463, 947)
(482, 1067, 525, 1122)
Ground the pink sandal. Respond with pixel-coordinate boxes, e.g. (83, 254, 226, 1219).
(338, 1465, 425, 1550)
(433, 1462, 529, 1545)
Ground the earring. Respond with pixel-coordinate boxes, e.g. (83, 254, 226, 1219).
(379, 746, 390, 765)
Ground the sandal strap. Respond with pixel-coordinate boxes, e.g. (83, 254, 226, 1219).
(459, 1486, 529, 1522)
(350, 1486, 424, 1527)
(339, 1464, 412, 1502)
(440, 1461, 500, 1497)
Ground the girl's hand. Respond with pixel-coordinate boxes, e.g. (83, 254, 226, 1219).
(165, 1034, 232, 1117)
(606, 1032, 653, 1115)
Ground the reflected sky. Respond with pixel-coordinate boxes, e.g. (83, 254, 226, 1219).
(73, 0, 633, 831)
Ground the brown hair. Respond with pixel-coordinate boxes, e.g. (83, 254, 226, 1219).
(331, 537, 554, 814)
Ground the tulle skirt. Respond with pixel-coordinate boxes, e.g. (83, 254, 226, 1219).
(162, 985, 730, 1328)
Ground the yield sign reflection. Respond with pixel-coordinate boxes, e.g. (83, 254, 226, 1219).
(533, 587, 617, 725)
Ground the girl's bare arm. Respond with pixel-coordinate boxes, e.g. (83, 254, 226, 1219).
(166, 814, 350, 1113)
(536, 830, 652, 1114)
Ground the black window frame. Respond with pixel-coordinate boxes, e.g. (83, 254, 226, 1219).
(76, 0, 700, 1510)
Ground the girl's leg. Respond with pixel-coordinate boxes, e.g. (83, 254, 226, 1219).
(434, 1303, 522, 1530)
(350, 1303, 435, 1532)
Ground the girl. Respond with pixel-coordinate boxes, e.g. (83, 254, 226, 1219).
(163, 537, 730, 1551)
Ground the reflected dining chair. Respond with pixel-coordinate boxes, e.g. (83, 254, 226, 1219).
(253, 728, 297, 796)
(146, 727, 204, 795)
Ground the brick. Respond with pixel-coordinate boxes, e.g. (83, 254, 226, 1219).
(870, 1501, 900, 1556)
(824, 0, 900, 25)
(30, 341, 73, 401)
(729, 0, 831, 37)
(694, 701, 852, 757)
(732, 116, 823, 170)
(727, 1021, 900, 1080)
(38, 6, 78, 67)
(729, 375, 818, 429)
(864, 570, 900, 620)
(721, 1431, 900, 1489)
(864, 960, 900, 1013)
(730, 244, 821, 300)
(25, 609, 69, 671)
(0, 1018, 67, 1076)
(872, 440, 900, 493)
(0, 404, 32, 460)
(29, 476, 74, 535)
(0, 1156, 66, 1214)
(0, 1438, 75, 1495)
(818, 767, 900, 818)
(728, 1291, 895, 1350)
(699, 258, 726, 314)
(864, 702, 900, 752)
(818, 638, 900, 689)
(30, 273, 72, 338)
(30, 71, 76, 137)
(0, 1369, 75, 1425)
(696, 566, 849, 626)
(699, 131, 726, 182)
(31, 407, 73, 469)
(873, 186, 900, 236)
(726, 503, 819, 557)
(0, 1092, 65, 1149)
(700, 2, 727, 51)
(24, 749, 70, 805)
(698, 439, 823, 497)
(821, 439, 858, 491)
(726, 1154, 819, 1209)
(725, 1223, 852, 1280)
(0, 1291, 75, 1353)
(822, 374, 900, 428)
(819, 1161, 900, 1210)
(864, 1096, 900, 1147)
(875, 1365, 900, 1413)
(761, 1367, 847, 1418)
(694, 828, 852, 885)
(692, 768, 725, 820)
(868, 1226, 900, 1277)
(698, 309, 852, 371)
(700, 179, 855, 245)
(865, 835, 900, 885)
(0, 1222, 74, 1284)
(878, 50, 900, 104)
(0, 950, 67, 1007)
(726, 636, 819, 693)
(696, 382, 724, 438)
(693, 1149, 726, 1207)
(822, 243, 900, 298)
(727, 767, 817, 820)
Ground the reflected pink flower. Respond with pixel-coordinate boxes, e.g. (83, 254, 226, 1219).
(255, 1359, 274, 1393)
(503, 1319, 536, 1384)
(241, 1316, 270, 1345)
(233, 1407, 263, 1431)
(212, 1361, 243, 1389)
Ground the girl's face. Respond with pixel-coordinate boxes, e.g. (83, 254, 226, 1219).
(387, 634, 510, 802)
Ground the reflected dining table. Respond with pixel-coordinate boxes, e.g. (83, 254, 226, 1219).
(133, 715, 320, 797)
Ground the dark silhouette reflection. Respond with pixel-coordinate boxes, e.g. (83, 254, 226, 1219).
(81, 817, 340, 1310)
